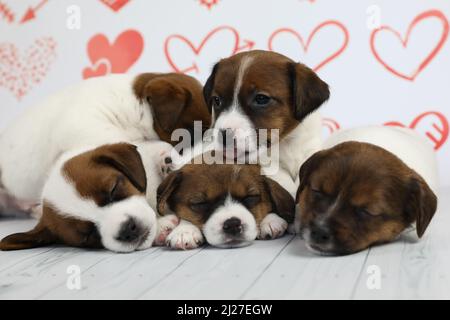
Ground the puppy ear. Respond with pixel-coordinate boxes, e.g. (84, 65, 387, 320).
(94, 143, 147, 193)
(296, 150, 326, 202)
(406, 175, 438, 238)
(136, 75, 190, 133)
(288, 62, 330, 121)
(203, 62, 219, 114)
(157, 171, 183, 215)
(263, 177, 295, 223)
(0, 225, 56, 251)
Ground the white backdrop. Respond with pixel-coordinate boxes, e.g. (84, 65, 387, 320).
(0, 0, 449, 186)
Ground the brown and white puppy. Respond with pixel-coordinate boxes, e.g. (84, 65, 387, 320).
(0, 73, 210, 218)
(0, 141, 176, 252)
(157, 162, 295, 249)
(202, 50, 329, 194)
(296, 126, 438, 255)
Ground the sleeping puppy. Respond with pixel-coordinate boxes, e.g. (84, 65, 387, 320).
(202, 50, 330, 194)
(0, 141, 176, 252)
(157, 162, 295, 249)
(0, 73, 210, 218)
(296, 126, 438, 255)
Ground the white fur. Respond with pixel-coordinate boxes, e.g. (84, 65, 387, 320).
(0, 74, 157, 202)
(154, 214, 180, 246)
(166, 219, 204, 250)
(202, 196, 258, 248)
(258, 213, 288, 240)
(323, 126, 439, 194)
(135, 140, 177, 209)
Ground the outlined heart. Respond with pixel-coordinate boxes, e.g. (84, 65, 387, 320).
(0, 37, 56, 99)
(83, 29, 143, 79)
(268, 21, 349, 71)
(384, 111, 449, 150)
(322, 118, 341, 135)
(164, 26, 254, 74)
(370, 10, 449, 81)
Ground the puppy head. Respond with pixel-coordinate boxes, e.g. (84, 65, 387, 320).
(203, 50, 329, 159)
(157, 163, 295, 248)
(0, 143, 157, 252)
(296, 142, 437, 255)
(134, 73, 211, 146)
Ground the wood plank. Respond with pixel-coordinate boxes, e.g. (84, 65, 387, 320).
(241, 236, 369, 299)
(40, 247, 203, 299)
(0, 246, 113, 299)
(138, 236, 293, 300)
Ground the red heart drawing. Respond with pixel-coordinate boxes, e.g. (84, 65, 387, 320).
(384, 111, 449, 150)
(370, 10, 449, 81)
(268, 21, 349, 71)
(82, 59, 111, 79)
(99, 0, 130, 12)
(83, 29, 143, 79)
(164, 26, 254, 74)
(0, 37, 56, 99)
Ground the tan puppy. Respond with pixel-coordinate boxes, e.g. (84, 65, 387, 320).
(296, 126, 438, 255)
(157, 163, 295, 249)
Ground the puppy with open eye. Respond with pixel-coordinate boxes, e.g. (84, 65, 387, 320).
(0, 140, 177, 252)
(157, 163, 295, 249)
(296, 126, 438, 255)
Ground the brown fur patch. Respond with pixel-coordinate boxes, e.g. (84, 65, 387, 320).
(133, 73, 211, 145)
(63, 143, 146, 207)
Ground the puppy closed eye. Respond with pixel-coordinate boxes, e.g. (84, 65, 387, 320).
(100, 176, 127, 206)
(242, 195, 261, 208)
(310, 188, 327, 200)
(356, 208, 376, 217)
(190, 200, 211, 212)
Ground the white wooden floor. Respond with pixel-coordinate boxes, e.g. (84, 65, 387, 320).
(0, 187, 449, 300)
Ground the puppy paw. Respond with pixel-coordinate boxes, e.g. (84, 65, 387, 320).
(166, 223, 204, 250)
(258, 213, 288, 240)
(158, 148, 176, 179)
(153, 214, 180, 246)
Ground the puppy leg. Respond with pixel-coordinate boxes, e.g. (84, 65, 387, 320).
(258, 213, 288, 240)
(153, 214, 180, 246)
(0, 188, 40, 218)
(165, 219, 204, 250)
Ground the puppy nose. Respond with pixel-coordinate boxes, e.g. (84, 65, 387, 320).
(223, 217, 242, 235)
(219, 129, 234, 148)
(117, 217, 143, 243)
(310, 226, 331, 244)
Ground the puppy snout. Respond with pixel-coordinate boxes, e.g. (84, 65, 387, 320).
(116, 217, 145, 243)
(310, 226, 331, 244)
(219, 129, 235, 148)
(223, 217, 242, 236)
